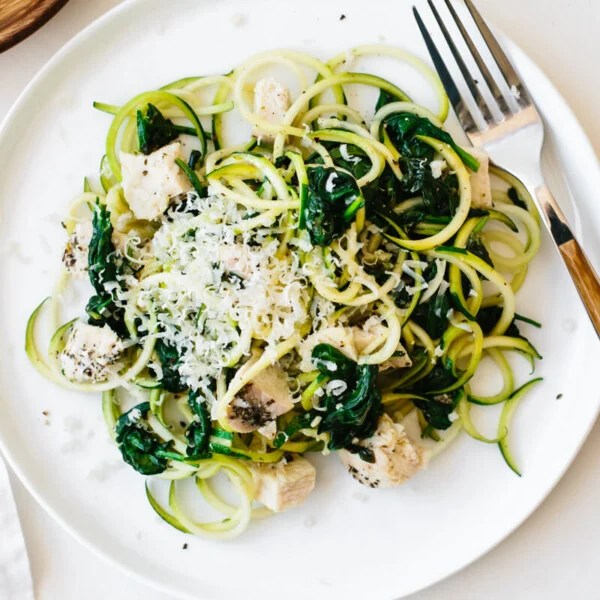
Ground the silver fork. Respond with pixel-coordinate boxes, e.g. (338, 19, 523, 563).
(413, 0, 600, 338)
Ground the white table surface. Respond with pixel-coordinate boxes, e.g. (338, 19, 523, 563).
(1, 1, 599, 598)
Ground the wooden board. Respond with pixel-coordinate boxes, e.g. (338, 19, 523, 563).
(0, 0, 70, 53)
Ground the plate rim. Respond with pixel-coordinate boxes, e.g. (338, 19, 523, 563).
(1, 0, 599, 598)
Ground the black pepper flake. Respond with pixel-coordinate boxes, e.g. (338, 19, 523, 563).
(179, 421, 186, 428)
(340, 14, 346, 20)
(556, 393, 563, 400)
(42, 410, 49, 416)
(142, 170, 148, 176)
(182, 543, 188, 550)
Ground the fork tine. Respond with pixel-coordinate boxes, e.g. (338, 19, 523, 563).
(463, 0, 531, 108)
(426, 0, 495, 125)
(412, 6, 480, 136)
(442, 0, 511, 116)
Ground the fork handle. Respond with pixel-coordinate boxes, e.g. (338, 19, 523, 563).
(536, 184, 600, 337)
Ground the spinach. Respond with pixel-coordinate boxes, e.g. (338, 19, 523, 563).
(86, 201, 127, 336)
(467, 232, 493, 267)
(416, 362, 457, 394)
(115, 402, 179, 475)
(137, 104, 179, 155)
(311, 343, 382, 451)
(476, 306, 521, 337)
(421, 171, 460, 216)
(413, 363, 459, 430)
(384, 112, 479, 171)
(312, 343, 357, 381)
(507, 187, 528, 211)
(304, 166, 363, 246)
(414, 394, 457, 430)
(155, 339, 187, 393)
(410, 263, 452, 339)
(185, 391, 211, 459)
(88, 200, 119, 294)
(374, 112, 475, 222)
(375, 89, 397, 113)
(308, 146, 400, 225)
(85, 294, 127, 338)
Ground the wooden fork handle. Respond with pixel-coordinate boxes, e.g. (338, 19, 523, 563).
(536, 184, 600, 338)
(558, 239, 600, 335)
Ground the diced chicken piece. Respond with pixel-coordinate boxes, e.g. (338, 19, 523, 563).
(62, 220, 93, 277)
(252, 78, 291, 142)
(298, 325, 357, 372)
(250, 454, 316, 512)
(227, 365, 294, 433)
(338, 414, 423, 488)
(120, 142, 191, 221)
(60, 321, 123, 383)
(465, 146, 492, 208)
(218, 244, 253, 279)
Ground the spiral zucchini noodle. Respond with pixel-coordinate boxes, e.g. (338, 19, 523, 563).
(26, 45, 543, 538)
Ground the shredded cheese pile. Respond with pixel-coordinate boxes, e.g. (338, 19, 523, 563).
(132, 192, 311, 395)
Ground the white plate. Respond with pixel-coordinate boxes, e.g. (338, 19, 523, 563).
(1, 0, 599, 598)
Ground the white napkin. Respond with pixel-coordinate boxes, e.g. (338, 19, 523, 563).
(0, 455, 34, 600)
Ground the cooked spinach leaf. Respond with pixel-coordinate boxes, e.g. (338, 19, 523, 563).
(304, 166, 363, 246)
(414, 393, 457, 430)
(155, 339, 187, 393)
(185, 391, 211, 458)
(88, 200, 119, 294)
(312, 343, 357, 381)
(311, 343, 382, 451)
(137, 103, 179, 155)
(85, 294, 127, 337)
(375, 88, 397, 113)
(410, 263, 452, 339)
(412, 363, 459, 430)
(116, 402, 180, 474)
(86, 201, 127, 336)
(467, 232, 493, 267)
(507, 186, 528, 210)
(476, 306, 521, 337)
(384, 112, 479, 171)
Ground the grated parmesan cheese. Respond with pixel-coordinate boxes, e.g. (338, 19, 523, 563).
(325, 380, 348, 397)
(430, 159, 447, 179)
(325, 171, 339, 193)
(340, 144, 361, 164)
(129, 192, 310, 397)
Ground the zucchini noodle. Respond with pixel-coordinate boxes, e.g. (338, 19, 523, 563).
(25, 45, 543, 540)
